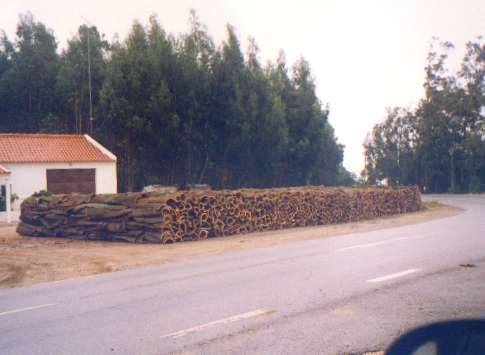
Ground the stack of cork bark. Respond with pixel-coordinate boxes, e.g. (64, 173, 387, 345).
(17, 186, 421, 244)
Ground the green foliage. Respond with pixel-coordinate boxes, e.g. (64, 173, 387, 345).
(468, 176, 482, 193)
(0, 12, 59, 132)
(0, 11, 345, 191)
(422, 200, 443, 209)
(32, 190, 53, 198)
(335, 166, 357, 186)
(363, 38, 485, 193)
(10, 193, 19, 204)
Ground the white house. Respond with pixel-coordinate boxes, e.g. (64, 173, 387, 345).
(0, 133, 117, 222)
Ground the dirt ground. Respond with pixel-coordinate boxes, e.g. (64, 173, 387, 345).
(0, 204, 461, 288)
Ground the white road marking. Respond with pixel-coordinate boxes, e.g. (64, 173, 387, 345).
(0, 303, 57, 317)
(161, 309, 274, 339)
(367, 268, 420, 283)
(338, 236, 423, 252)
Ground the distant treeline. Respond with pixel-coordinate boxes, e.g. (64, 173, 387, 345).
(363, 39, 485, 193)
(0, 12, 353, 191)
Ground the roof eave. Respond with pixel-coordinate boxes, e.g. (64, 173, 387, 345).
(0, 160, 115, 164)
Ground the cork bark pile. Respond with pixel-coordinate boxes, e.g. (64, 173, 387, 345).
(17, 186, 421, 244)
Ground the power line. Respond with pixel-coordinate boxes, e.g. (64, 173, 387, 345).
(81, 16, 94, 135)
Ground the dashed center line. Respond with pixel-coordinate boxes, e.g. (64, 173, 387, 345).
(367, 268, 420, 283)
(0, 303, 58, 317)
(161, 308, 274, 339)
(338, 236, 424, 252)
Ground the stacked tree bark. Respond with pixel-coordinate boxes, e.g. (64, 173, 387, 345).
(17, 186, 421, 244)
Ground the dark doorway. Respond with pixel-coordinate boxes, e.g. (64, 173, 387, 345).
(0, 185, 6, 212)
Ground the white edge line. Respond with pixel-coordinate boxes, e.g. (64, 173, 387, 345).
(0, 303, 58, 317)
(367, 268, 420, 283)
(161, 309, 274, 339)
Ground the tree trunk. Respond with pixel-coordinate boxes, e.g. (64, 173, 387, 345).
(198, 151, 209, 184)
(450, 152, 455, 192)
(125, 139, 134, 192)
(74, 95, 79, 133)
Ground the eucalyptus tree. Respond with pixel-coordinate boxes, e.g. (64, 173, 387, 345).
(244, 38, 288, 187)
(175, 10, 215, 186)
(99, 21, 153, 191)
(363, 37, 485, 192)
(208, 24, 247, 187)
(0, 13, 59, 132)
(57, 25, 108, 133)
(287, 57, 330, 185)
(0, 33, 14, 131)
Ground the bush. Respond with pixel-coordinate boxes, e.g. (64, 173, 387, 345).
(32, 190, 54, 198)
(468, 176, 482, 193)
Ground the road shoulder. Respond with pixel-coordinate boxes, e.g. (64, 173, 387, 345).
(0, 204, 461, 288)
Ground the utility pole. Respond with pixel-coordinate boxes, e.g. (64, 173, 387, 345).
(82, 17, 94, 135)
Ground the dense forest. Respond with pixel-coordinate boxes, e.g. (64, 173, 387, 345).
(0, 12, 353, 192)
(363, 38, 485, 193)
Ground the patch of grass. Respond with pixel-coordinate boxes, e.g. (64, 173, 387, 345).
(0, 264, 28, 288)
(422, 200, 444, 210)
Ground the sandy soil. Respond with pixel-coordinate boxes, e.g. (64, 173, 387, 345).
(0, 204, 461, 288)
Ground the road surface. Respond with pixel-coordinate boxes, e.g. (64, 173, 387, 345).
(1, 195, 484, 354)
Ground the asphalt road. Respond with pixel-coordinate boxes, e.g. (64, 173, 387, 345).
(1, 195, 485, 354)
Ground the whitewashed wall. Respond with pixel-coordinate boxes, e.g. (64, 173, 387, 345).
(0, 162, 117, 214)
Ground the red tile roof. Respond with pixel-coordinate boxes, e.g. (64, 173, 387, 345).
(0, 134, 115, 163)
(0, 164, 10, 175)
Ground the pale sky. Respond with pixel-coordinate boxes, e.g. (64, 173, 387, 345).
(1, 0, 485, 174)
